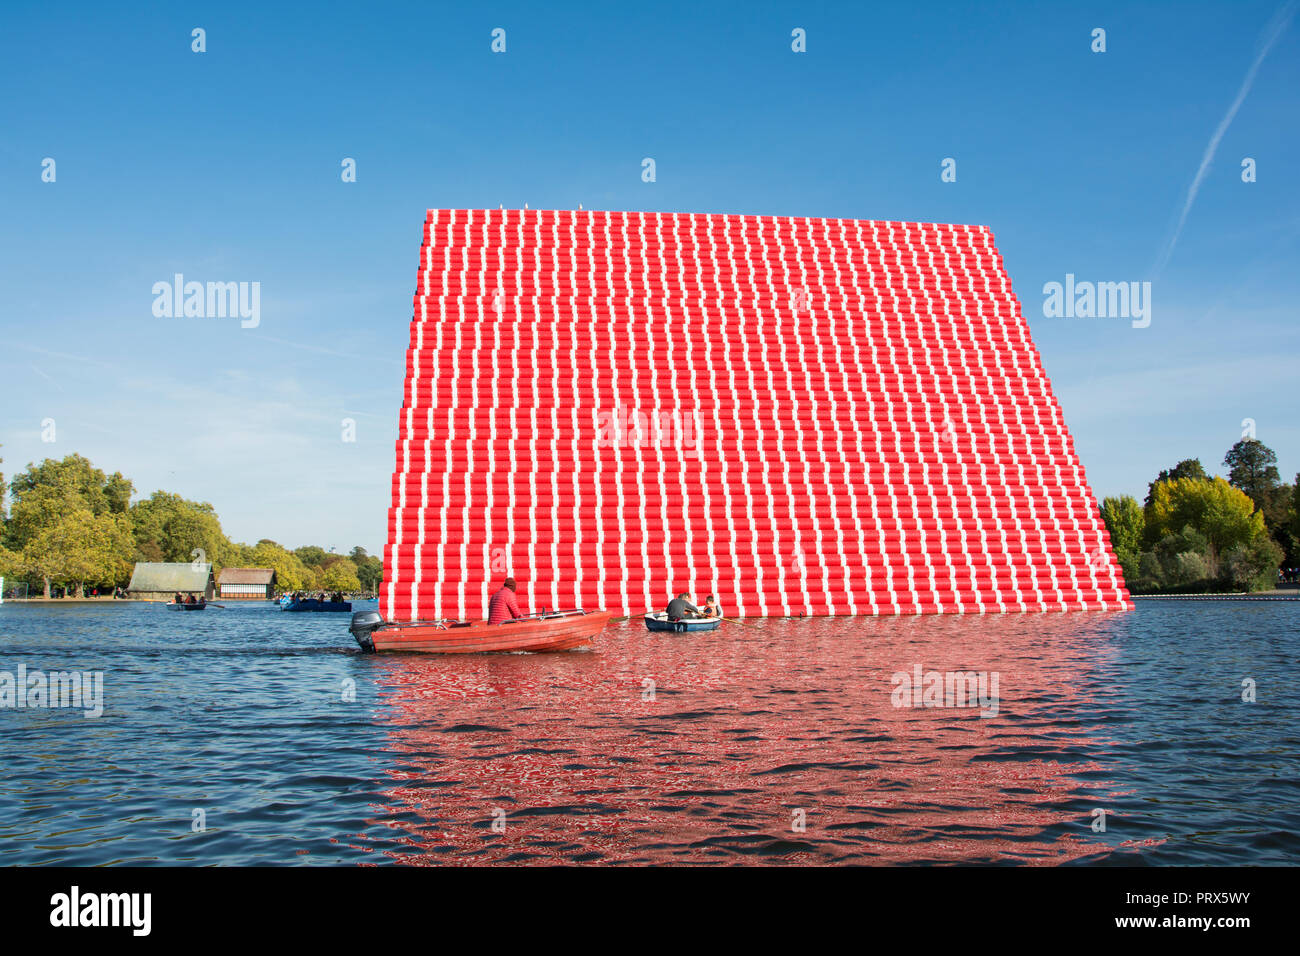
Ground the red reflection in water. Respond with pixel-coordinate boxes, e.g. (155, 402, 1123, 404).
(359, 614, 1159, 864)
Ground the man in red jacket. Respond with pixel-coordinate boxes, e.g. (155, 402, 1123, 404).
(487, 577, 526, 624)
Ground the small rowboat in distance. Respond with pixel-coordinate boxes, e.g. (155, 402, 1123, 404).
(349, 608, 612, 654)
(284, 599, 352, 613)
(166, 601, 207, 611)
(644, 612, 721, 633)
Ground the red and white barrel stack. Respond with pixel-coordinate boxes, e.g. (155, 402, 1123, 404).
(382, 209, 1131, 622)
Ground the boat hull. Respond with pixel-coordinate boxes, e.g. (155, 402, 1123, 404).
(284, 600, 353, 613)
(360, 610, 613, 653)
(166, 602, 207, 611)
(644, 613, 721, 633)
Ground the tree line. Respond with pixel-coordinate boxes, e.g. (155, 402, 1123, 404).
(0, 450, 383, 598)
(4, 441, 1291, 601)
(1100, 439, 1296, 594)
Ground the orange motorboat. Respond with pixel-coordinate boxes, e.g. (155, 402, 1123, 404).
(349, 608, 612, 654)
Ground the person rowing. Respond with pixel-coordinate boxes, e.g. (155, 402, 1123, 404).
(488, 577, 528, 624)
(665, 592, 701, 622)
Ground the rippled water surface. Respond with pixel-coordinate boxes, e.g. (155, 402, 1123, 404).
(0, 600, 1296, 865)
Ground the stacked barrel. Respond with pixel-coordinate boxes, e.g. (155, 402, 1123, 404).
(382, 209, 1131, 621)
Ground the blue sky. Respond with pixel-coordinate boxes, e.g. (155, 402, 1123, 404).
(1, 1, 1296, 554)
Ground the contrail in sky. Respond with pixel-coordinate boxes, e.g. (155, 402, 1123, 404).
(1152, 1, 1296, 275)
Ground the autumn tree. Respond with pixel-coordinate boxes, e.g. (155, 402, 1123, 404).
(1145, 476, 1265, 575)
(1144, 458, 1207, 507)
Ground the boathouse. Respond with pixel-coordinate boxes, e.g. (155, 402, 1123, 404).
(381, 209, 1132, 620)
(216, 567, 276, 600)
(127, 562, 215, 601)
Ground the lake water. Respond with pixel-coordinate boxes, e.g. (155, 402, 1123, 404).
(0, 599, 1296, 865)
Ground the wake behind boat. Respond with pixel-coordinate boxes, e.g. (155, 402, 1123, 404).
(349, 608, 612, 653)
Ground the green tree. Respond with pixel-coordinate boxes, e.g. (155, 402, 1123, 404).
(4, 456, 136, 594)
(250, 539, 313, 592)
(5, 454, 134, 551)
(223, 540, 255, 569)
(1292, 472, 1300, 549)
(1222, 536, 1285, 592)
(319, 557, 362, 593)
(20, 507, 134, 597)
(1224, 439, 1281, 506)
(1133, 525, 1211, 592)
(1100, 495, 1144, 577)
(131, 492, 232, 569)
(358, 555, 383, 595)
(348, 546, 383, 594)
(1265, 482, 1296, 568)
(104, 472, 133, 515)
(0, 444, 8, 536)
(1145, 458, 1207, 507)
(294, 545, 328, 568)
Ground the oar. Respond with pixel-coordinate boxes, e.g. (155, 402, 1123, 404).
(613, 608, 657, 622)
(719, 615, 757, 628)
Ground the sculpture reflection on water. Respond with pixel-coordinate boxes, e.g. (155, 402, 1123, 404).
(352, 613, 1164, 864)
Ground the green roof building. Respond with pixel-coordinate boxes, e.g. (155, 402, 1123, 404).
(126, 562, 215, 601)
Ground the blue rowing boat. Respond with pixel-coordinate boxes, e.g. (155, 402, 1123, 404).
(644, 612, 721, 633)
(283, 599, 352, 613)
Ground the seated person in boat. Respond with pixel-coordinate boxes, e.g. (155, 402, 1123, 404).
(487, 577, 526, 624)
(666, 592, 701, 621)
(174, 591, 184, 605)
(701, 595, 721, 618)
(186, 593, 196, 604)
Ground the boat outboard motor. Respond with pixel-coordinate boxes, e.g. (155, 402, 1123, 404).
(349, 610, 384, 653)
